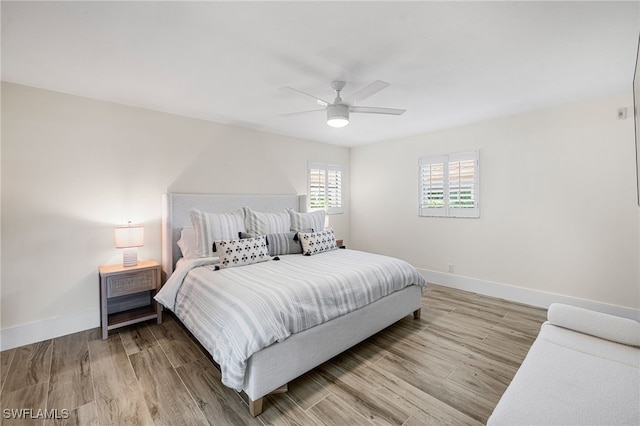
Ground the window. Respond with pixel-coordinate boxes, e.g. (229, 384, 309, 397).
(308, 162, 343, 214)
(419, 150, 479, 217)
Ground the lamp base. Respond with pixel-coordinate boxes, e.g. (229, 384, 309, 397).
(122, 248, 138, 267)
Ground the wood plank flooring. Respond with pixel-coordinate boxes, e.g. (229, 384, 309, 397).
(0, 284, 547, 425)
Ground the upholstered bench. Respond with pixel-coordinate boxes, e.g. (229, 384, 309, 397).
(488, 303, 640, 425)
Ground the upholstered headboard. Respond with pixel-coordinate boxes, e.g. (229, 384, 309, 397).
(161, 193, 305, 279)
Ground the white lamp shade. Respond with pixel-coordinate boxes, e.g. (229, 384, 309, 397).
(114, 224, 144, 248)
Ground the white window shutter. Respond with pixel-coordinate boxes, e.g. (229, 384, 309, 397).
(419, 155, 446, 216)
(419, 151, 479, 218)
(308, 162, 344, 214)
(326, 164, 343, 213)
(308, 164, 326, 210)
(448, 151, 479, 217)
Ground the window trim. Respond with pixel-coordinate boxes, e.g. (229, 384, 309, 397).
(418, 150, 479, 218)
(308, 162, 344, 214)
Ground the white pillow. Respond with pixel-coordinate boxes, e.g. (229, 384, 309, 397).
(288, 209, 325, 233)
(216, 236, 270, 269)
(176, 227, 198, 259)
(189, 208, 246, 258)
(298, 228, 338, 256)
(243, 207, 291, 235)
(548, 303, 640, 347)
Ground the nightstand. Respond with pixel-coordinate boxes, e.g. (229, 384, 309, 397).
(98, 259, 162, 339)
(336, 239, 346, 249)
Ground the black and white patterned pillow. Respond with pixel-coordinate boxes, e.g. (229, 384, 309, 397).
(215, 235, 270, 269)
(298, 228, 338, 256)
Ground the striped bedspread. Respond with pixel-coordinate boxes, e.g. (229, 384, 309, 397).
(155, 249, 425, 390)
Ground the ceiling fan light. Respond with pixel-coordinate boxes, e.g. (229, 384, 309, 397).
(327, 104, 349, 128)
(327, 117, 349, 128)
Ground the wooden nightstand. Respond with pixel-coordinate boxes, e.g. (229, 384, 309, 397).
(98, 259, 162, 339)
(336, 239, 346, 249)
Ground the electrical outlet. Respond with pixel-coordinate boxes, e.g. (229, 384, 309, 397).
(447, 263, 454, 273)
(617, 107, 628, 120)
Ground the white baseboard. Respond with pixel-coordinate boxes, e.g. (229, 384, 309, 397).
(420, 269, 640, 321)
(0, 308, 100, 351)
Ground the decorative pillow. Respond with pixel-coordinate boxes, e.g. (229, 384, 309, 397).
(243, 207, 291, 235)
(189, 208, 246, 258)
(240, 231, 302, 256)
(548, 303, 640, 347)
(298, 228, 338, 256)
(176, 227, 198, 258)
(266, 232, 302, 256)
(239, 231, 258, 239)
(293, 228, 314, 241)
(288, 209, 325, 233)
(215, 236, 270, 269)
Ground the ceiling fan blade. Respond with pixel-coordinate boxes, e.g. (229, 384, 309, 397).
(343, 80, 389, 105)
(350, 106, 406, 115)
(280, 109, 326, 117)
(280, 86, 330, 107)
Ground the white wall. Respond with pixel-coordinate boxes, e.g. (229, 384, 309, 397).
(0, 82, 350, 349)
(351, 93, 639, 315)
(2, 83, 638, 350)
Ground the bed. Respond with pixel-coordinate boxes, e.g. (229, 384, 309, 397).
(156, 193, 426, 416)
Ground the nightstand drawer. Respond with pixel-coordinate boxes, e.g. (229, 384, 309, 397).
(106, 270, 155, 297)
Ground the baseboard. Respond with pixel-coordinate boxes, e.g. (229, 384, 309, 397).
(420, 269, 640, 321)
(0, 308, 100, 351)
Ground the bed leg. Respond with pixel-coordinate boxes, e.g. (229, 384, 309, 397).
(413, 308, 421, 319)
(247, 384, 288, 416)
(248, 397, 263, 417)
(271, 383, 288, 394)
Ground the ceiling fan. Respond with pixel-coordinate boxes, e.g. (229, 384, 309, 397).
(281, 80, 406, 128)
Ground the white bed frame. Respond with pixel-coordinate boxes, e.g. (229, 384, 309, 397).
(161, 193, 422, 416)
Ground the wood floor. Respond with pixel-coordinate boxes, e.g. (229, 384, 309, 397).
(0, 284, 547, 425)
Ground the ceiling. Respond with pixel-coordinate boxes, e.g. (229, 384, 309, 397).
(2, 1, 639, 147)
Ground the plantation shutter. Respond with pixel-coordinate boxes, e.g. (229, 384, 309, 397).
(419, 155, 446, 216)
(308, 166, 326, 210)
(308, 162, 344, 214)
(447, 151, 479, 217)
(326, 164, 343, 212)
(419, 151, 479, 218)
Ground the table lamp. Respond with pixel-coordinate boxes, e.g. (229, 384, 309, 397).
(114, 222, 144, 266)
